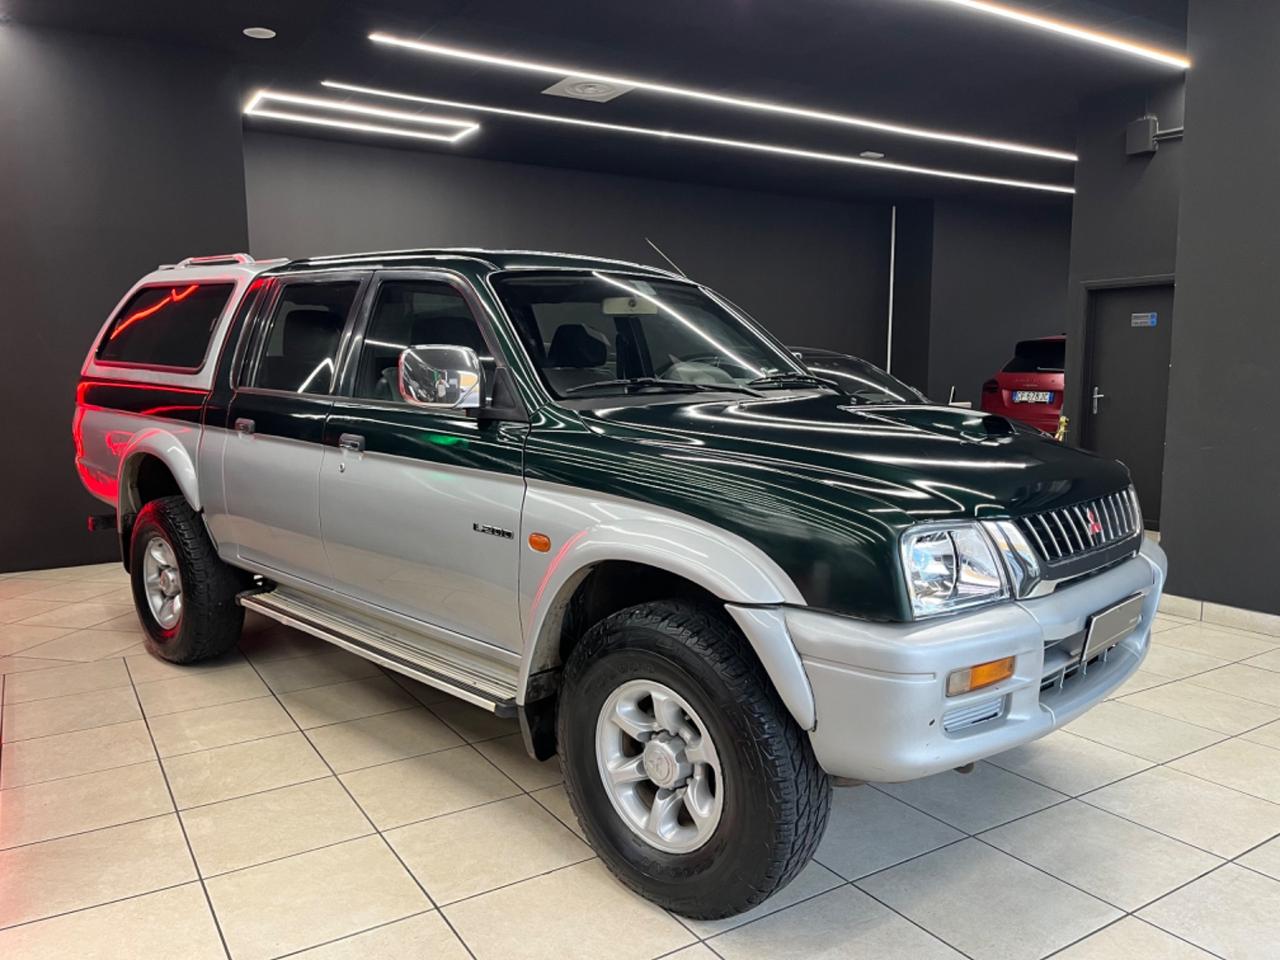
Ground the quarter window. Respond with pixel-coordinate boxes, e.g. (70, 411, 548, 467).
(97, 283, 234, 368)
(249, 281, 359, 394)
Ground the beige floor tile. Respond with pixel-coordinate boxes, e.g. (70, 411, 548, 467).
(1157, 596, 1201, 620)
(1170, 738, 1280, 802)
(530, 783, 585, 839)
(0, 597, 63, 623)
(3, 658, 130, 703)
(388, 794, 592, 904)
(340, 744, 522, 829)
(1140, 863, 1280, 960)
(0, 814, 196, 927)
(125, 648, 243, 683)
(162, 730, 330, 808)
(474, 733, 562, 791)
(18, 602, 134, 630)
(1136, 644, 1230, 680)
(307, 706, 463, 773)
(1237, 836, 1280, 881)
(134, 662, 270, 716)
(279, 674, 417, 729)
(1158, 623, 1277, 661)
(0, 578, 60, 599)
(1188, 663, 1280, 706)
(683, 860, 845, 938)
(182, 776, 372, 876)
(237, 616, 329, 662)
(288, 911, 469, 960)
(0, 718, 155, 788)
(986, 730, 1152, 796)
(95, 611, 147, 633)
(1120, 678, 1280, 734)
(858, 839, 1119, 960)
(254, 648, 382, 694)
(0, 655, 73, 675)
(388, 672, 453, 707)
(0, 882, 225, 960)
(0, 622, 76, 658)
(22, 628, 146, 662)
(816, 785, 961, 880)
(0, 760, 173, 848)
(1052, 916, 1216, 959)
(1066, 700, 1225, 761)
(1242, 718, 1280, 749)
(18, 580, 123, 603)
(980, 800, 1222, 910)
(711, 884, 961, 960)
(444, 859, 694, 960)
(2, 684, 141, 741)
(205, 835, 429, 960)
(1202, 602, 1280, 638)
(1083, 766, 1280, 857)
(1103, 667, 1168, 699)
(148, 695, 296, 757)
(662, 947, 720, 960)
(1244, 646, 1280, 672)
(876, 761, 1066, 833)
(429, 697, 520, 742)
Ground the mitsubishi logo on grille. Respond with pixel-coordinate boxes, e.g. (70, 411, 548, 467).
(1085, 508, 1104, 541)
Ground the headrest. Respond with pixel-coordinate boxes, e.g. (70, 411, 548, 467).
(547, 324, 608, 368)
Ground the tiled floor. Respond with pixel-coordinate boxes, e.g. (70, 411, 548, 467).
(2, 562, 1279, 959)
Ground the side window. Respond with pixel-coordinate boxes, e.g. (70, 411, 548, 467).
(97, 282, 234, 368)
(249, 281, 359, 394)
(353, 280, 492, 402)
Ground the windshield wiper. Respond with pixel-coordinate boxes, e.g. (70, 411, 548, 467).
(563, 377, 761, 397)
(746, 372, 846, 393)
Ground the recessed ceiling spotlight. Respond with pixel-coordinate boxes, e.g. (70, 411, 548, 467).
(921, 0, 1190, 70)
(367, 32, 1076, 162)
(859, 151, 886, 160)
(244, 90, 479, 143)
(242, 27, 277, 40)
(323, 80, 1075, 194)
(543, 76, 634, 103)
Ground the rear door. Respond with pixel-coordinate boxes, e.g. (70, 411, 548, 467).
(220, 273, 366, 582)
(1083, 285, 1174, 527)
(318, 271, 528, 653)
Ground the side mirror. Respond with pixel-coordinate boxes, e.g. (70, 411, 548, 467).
(398, 345, 483, 410)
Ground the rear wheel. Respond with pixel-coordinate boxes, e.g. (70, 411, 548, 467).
(129, 495, 245, 663)
(558, 600, 831, 919)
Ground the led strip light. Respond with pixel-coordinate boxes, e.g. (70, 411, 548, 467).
(922, 1, 1190, 70)
(322, 80, 1074, 195)
(244, 90, 480, 143)
(368, 32, 1076, 162)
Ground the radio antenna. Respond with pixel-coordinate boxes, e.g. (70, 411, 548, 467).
(645, 237, 687, 277)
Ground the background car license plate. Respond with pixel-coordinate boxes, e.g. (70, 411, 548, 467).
(1082, 594, 1144, 663)
(1013, 390, 1053, 403)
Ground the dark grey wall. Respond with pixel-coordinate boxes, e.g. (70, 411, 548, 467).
(887, 201, 934, 394)
(0, 25, 249, 572)
(243, 132, 893, 361)
(926, 199, 1072, 403)
(1159, 0, 1280, 612)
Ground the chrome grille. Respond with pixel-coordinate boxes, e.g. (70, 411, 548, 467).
(1016, 489, 1141, 564)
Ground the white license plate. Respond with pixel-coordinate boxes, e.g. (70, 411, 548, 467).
(1013, 390, 1053, 403)
(1082, 594, 1144, 663)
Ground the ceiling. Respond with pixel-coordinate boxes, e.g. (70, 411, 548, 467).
(2, 0, 1189, 203)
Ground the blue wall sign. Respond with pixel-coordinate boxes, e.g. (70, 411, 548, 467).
(1131, 312, 1159, 327)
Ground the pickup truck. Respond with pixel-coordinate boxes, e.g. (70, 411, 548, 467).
(75, 249, 1166, 919)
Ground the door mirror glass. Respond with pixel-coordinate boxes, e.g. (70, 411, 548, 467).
(398, 345, 483, 410)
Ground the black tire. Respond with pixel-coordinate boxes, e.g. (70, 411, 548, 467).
(129, 495, 245, 664)
(557, 599, 831, 919)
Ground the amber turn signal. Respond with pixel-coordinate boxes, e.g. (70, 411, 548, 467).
(528, 532, 552, 553)
(946, 656, 1015, 697)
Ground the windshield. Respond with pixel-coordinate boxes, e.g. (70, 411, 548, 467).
(493, 271, 811, 398)
(1003, 338, 1065, 374)
(796, 351, 928, 404)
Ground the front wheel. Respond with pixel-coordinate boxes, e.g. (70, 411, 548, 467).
(129, 495, 245, 664)
(558, 600, 831, 919)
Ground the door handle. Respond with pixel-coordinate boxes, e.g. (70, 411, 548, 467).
(338, 433, 365, 453)
(234, 417, 255, 435)
(1091, 387, 1106, 415)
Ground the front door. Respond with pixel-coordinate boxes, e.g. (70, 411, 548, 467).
(222, 274, 364, 582)
(1083, 284, 1174, 528)
(319, 272, 528, 653)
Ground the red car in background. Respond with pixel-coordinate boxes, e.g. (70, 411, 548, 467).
(980, 335, 1065, 433)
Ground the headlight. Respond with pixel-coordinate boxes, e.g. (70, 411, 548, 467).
(901, 523, 1007, 618)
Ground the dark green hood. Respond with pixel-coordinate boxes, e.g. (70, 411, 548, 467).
(524, 393, 1131, 621)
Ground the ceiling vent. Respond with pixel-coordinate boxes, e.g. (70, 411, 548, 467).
(542, 76, 634, 103)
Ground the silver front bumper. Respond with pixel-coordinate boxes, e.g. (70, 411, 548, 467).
(789, 540, 1166, 782)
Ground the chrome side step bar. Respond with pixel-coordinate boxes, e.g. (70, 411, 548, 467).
(240, 589, 517, 717)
